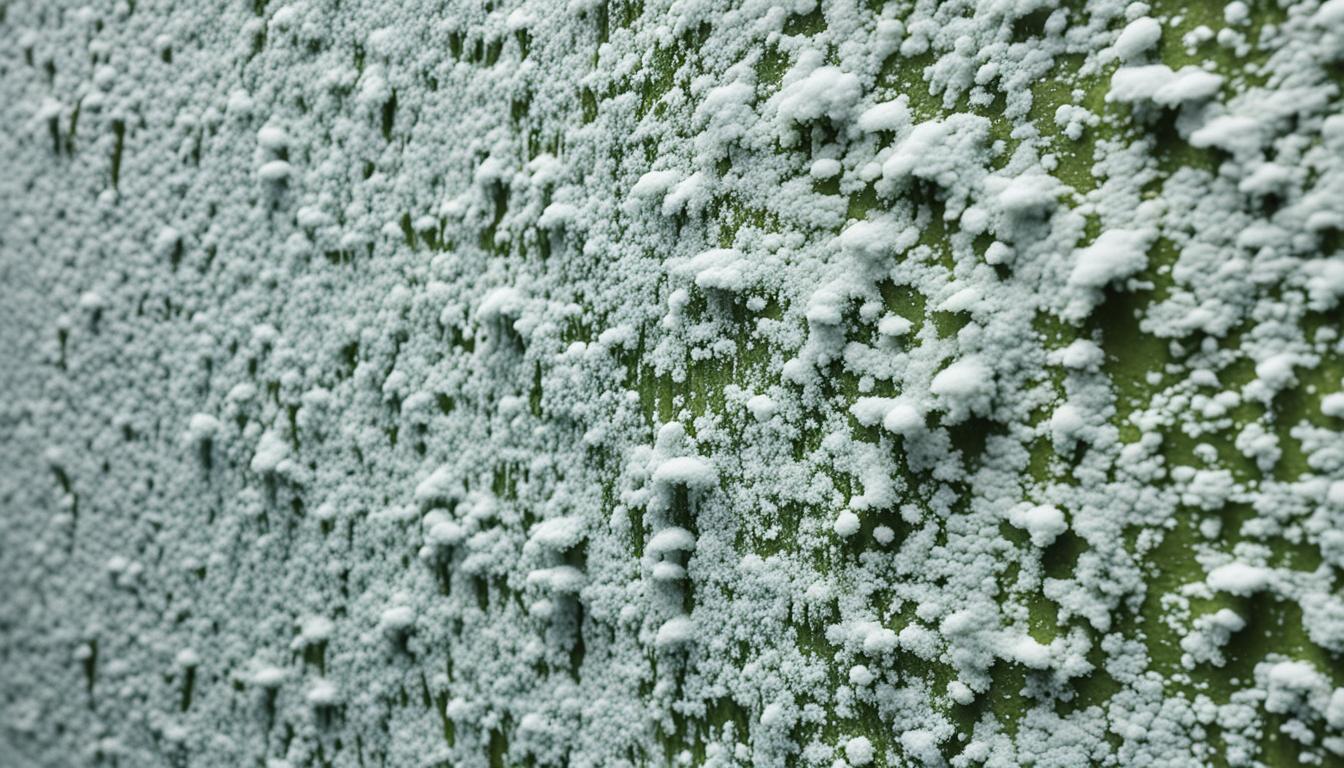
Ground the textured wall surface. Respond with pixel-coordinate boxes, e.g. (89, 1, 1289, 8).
(2, 0, 1344, 766)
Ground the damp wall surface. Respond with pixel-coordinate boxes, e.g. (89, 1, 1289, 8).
(2, 1, 1344, 766)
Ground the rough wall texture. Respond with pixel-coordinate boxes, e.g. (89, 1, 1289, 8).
(2, 0, 1344, 766)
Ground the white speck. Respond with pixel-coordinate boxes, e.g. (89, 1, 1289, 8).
(745, 394, 778, 422)
(1108, 65, 1223, 106)
(250, 431, 289, 474)
(1069, 228, 1155, 291)
(379, 605, 415, 636)
(848, 665, 874, 686)
(833, 510, 860, 538)
(1207, 562, 1271, 596)
(257, 125, 289, 151)
(809, 158, 841, 180)
(306, 679, 340, 706)
(882, 400, 925, 436)
(930, 357, 994, 423)
(258, 160, 293, 182)
(652, 456, 717, 491)
(947, 680, 975, 705)
(857, 97, 911, 133)
(251, 665, 286, 689)
(1315, 0, 1344, 28)
(646, 526, 696, 554)
(775, 64, 862, 130)
(630, 170, 679, 199)
(844, 735, 874, 766)
(528, 515, 585, 551)
(185, 413, 221, 443)
(1009, 504, 1067, 547)
(655, 616, 695, 648)
(1113, 17, 1162, 62)
(1006, 635, 1052, 669)
(877, 315, 912, 338)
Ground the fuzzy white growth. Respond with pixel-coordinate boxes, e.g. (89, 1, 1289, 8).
(655, 616, 695, 648)
(862, 626, 898, 655)
(538, 202, 578, 229)
(745, 394, 778, 422)
(1207, 562, 1271, 596)
(258, 160, 294, 182)
(775, 64, 862, 128)
(1064, 228, 1156, 320)
(1009, 504, 1067, 547)
(991, 172, 1061, 219)
(1264, 660, 1332, 715)
(1049, 402, 1087, 450)
(184, 413, 220, 444)
(630, 170, 679, 199)
(1322, 393, 1344, 419)
(1006, 635, 1052, 669)
(426, 519, 466, 547)
(250, 431, 290, 474)
(4, 0, 1341, 764)
(877, 314, 912, 338)
(1190, 115, 1263, 158)
(257, 125, 289, 151)
(833, 510, 861, 538)
(809, 158, 842, 180)
(1253, 353, 1299, 396)
(844, 735, 875, 766)
(414, 465, 459, 504)
(669, 248, 748, 292)
(1108, 65, 1224, 106)
(857, 98, 910, 133)
(379, 605, 416, 635)
(528, 515, 585, 551)
(882, 400, 925, 437)
(849, 397, 897, 427)
(1050, 339, 1104, 370)
(838, 220, 917, 261)
(306, 679, 340, 707)
(526, 565, 585, 593)
(652, 456, 717, 492)
(848, 665, 874, 686)
(1316, 0, 1344, 28)
(899, 729, 942, 765)
(650, 561, 686, 581)
(662, 172, 709, 216)
(1113, 17, 1162, 61)
(1069, 229, 1155, 291)
(476, 286, 526, 322)
(291, 615, 335, 650)
(646, 526, 696, 555)
(930, 356, 994, 423)
(251, 665, 287, 689)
